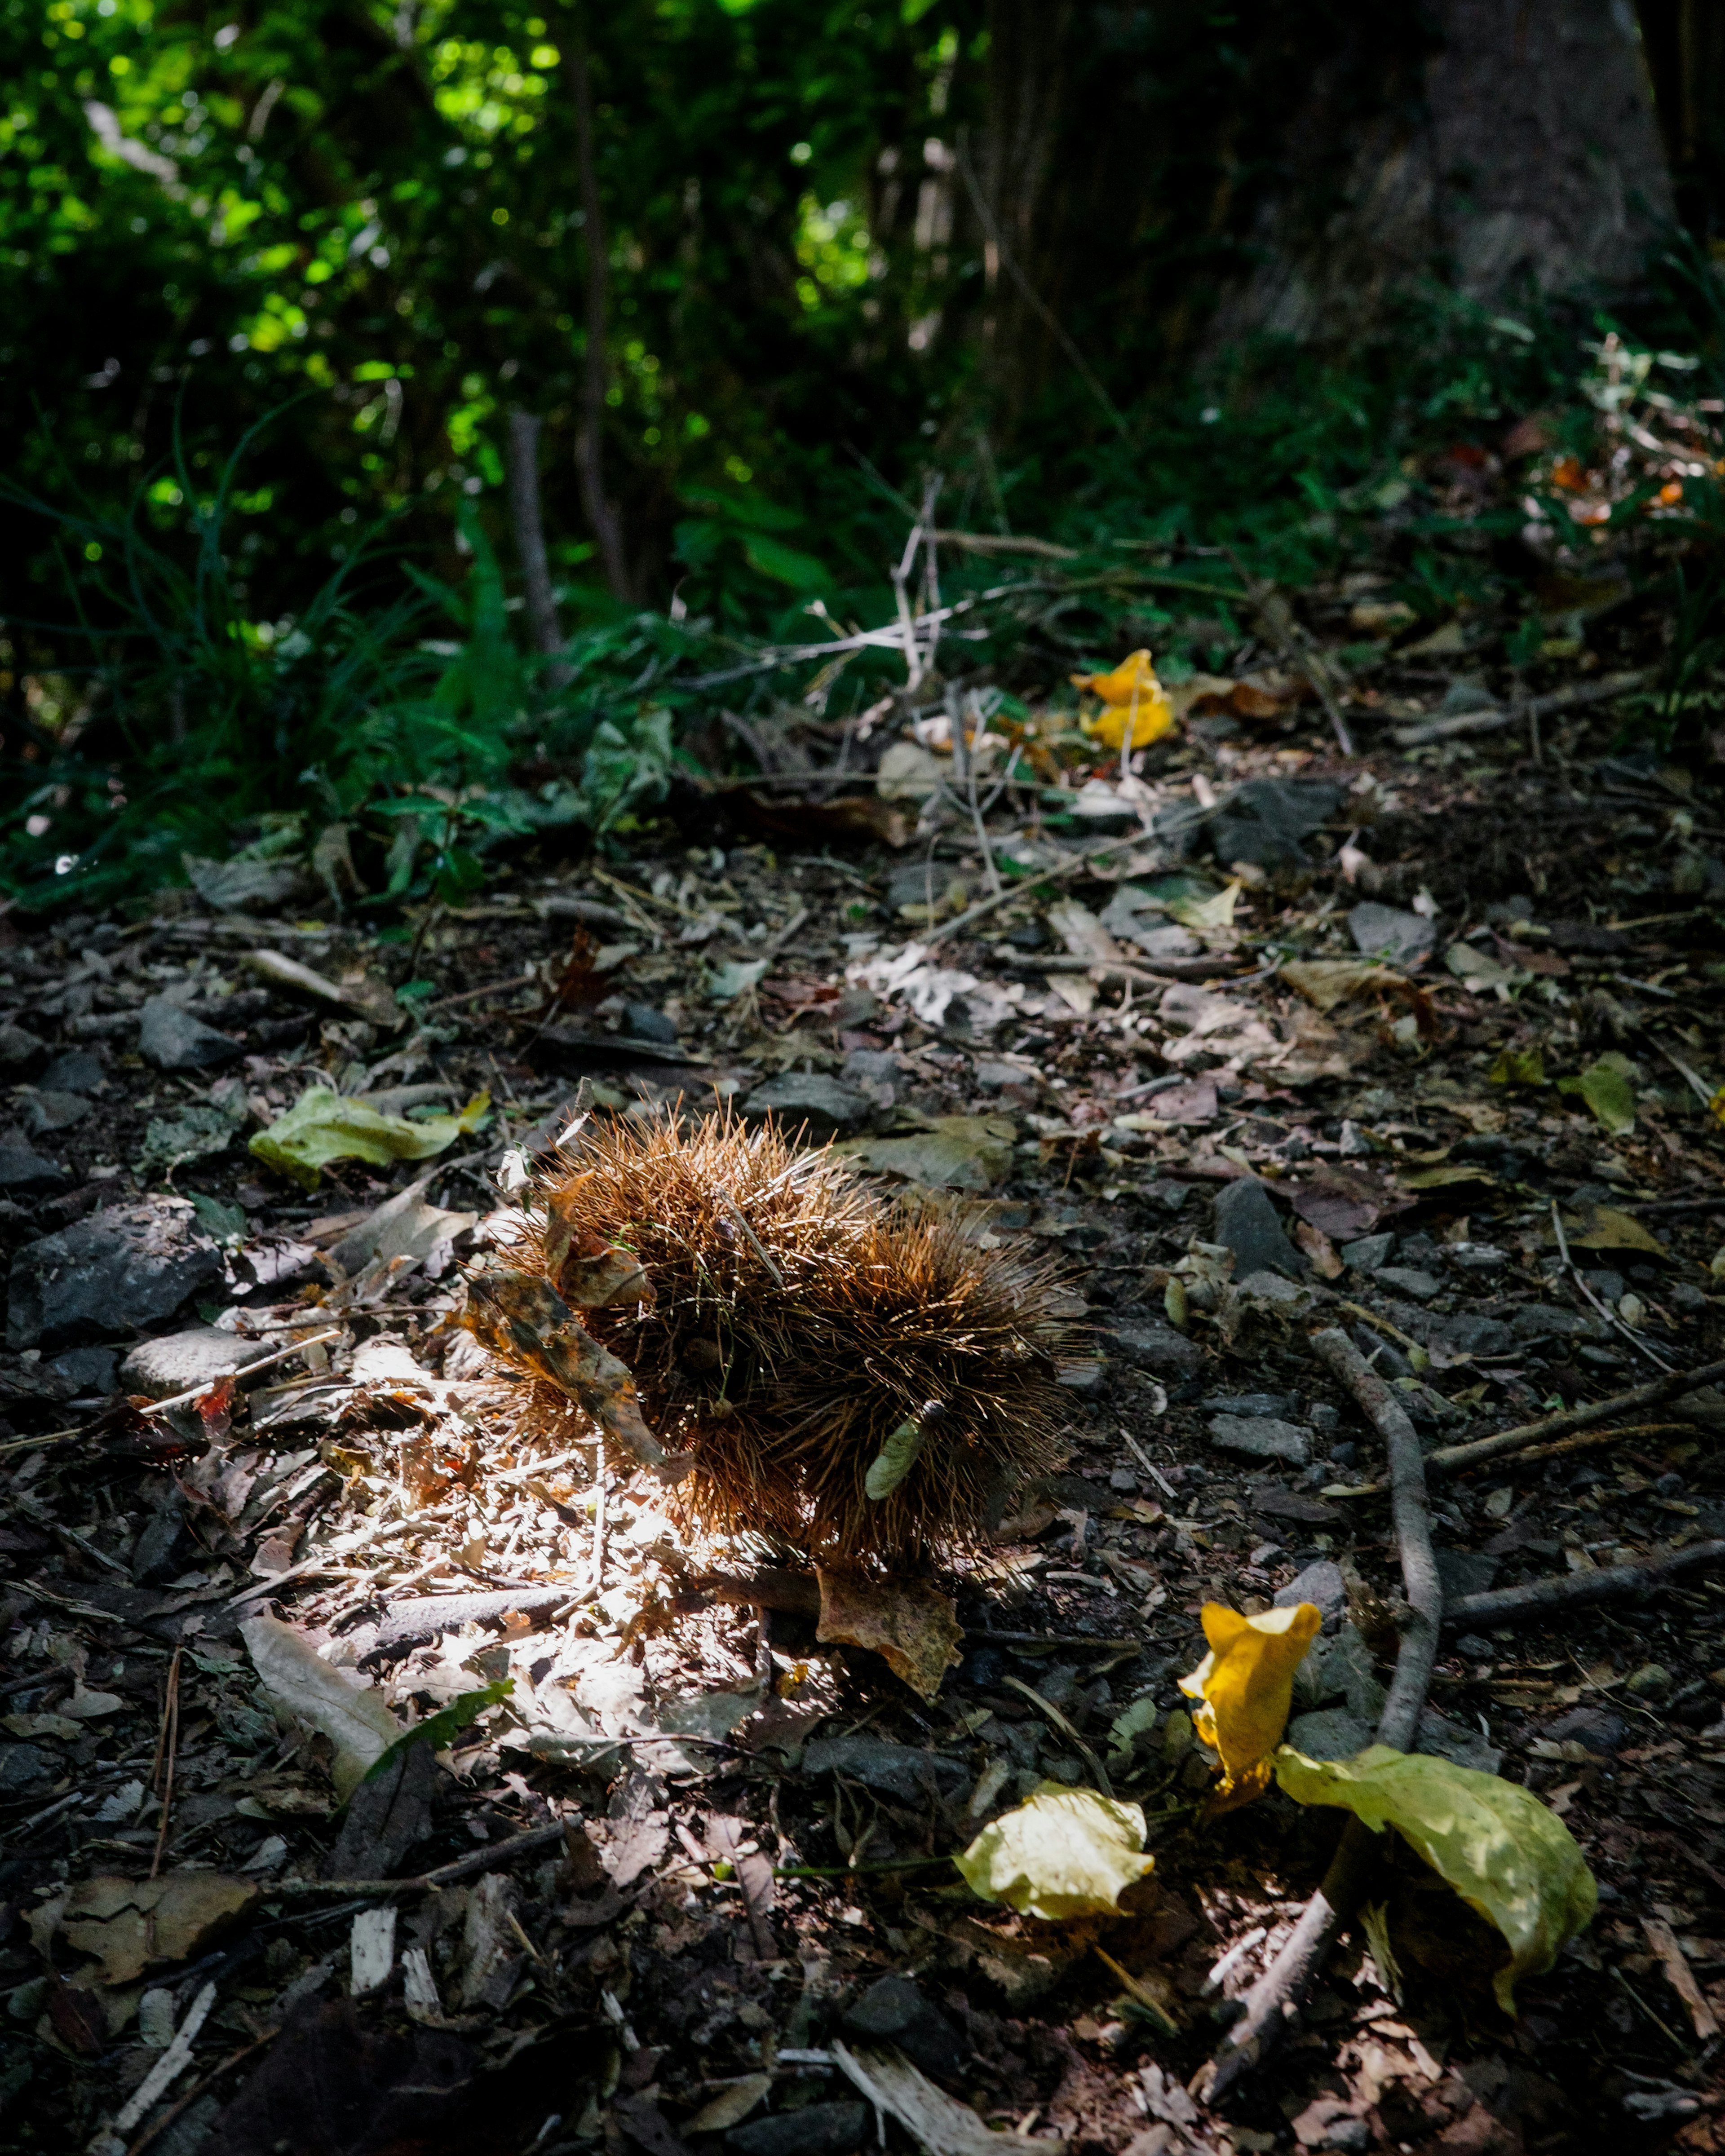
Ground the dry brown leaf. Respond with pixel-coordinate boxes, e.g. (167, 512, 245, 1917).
(816, 1567, 963, 1701)
(1642, 1916, 1721, 2040)
(60, 1872, 258, 1986)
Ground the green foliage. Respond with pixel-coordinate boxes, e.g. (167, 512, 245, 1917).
(359, 1679, 514, 1786)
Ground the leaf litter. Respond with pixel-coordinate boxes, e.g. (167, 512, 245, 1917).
(1, 588, 1725, 2156)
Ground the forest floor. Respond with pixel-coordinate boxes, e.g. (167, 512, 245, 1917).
(2, 616, 1725, 2156)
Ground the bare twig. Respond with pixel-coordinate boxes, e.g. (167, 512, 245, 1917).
(1445, 1540, 1725, 1630)
(141, 1329, 341, 1419)
(1393, 669, 1652, 748)
(149, 1644, 183, 1880)
(1000, 1674, 1114, 1798)
(1551, 1200, 1675, 1373)
(921, 831, 1153, 950)
(1427, 1354, 1725, 1476)
(1204, 1328, 1441, 2103)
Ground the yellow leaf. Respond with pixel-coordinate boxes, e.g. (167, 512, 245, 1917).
(1071, 649, 1176, 749)
(1273, 1745, 1597, 2013)
(1165, 882, 1241, 932)
(1179, 1602, 1320, 1806)
(1282, 959, 1408, 1012)
(249, 1086, 490, 1192)
(955, 1781, 1154, 1919)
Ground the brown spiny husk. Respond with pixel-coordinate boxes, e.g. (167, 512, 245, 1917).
(479, 1109, 1081, 1560)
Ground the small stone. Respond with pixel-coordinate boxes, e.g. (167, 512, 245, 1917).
(16, 1087, 91, 1136)
(802, 1735, 966, 1803)
(1208, 1414, 1310, 1466)
(1545, 1706, 1627, 1752)
(1671, 1283, 1707, 1313)
(1436, 1312, 1517, 1357)
(132, 1494, 187, 1586)
(1212, 1176, 1304, 1280)
(1446, 1242, 1509, 1276)
(1105, 1322, 1203, 1378)
(38, 1049, 106, 1094)
(1108, 1467, 1139, 1493)
(1455, 1634, 1495, 1661)
(1203, 1392, 1290, 1418)
(1624, 1662, 1673, 1702)
(139, 996, 241, 1073)
(841, 1975, 963, 2081)
(1309, 1404, 1340, 1435)
(1434, 1549, 1499, 1601)
(0, 1136, 70, 1197)
(742, 1074, 872, 1141)
(1348, 901, 1436, 967)
(842, 1048, 901, 1084)
(728, 2104, 870, 2156)
(621, 1002, 678, 1044)
(1373, 1265, 1441, 1301)
(119, 1328, 279, 1401)
(7, 1201, 223, 1351)
(0, 1022, 46, 1074)
(0, 1742, 57, 1798)
(1275, 1560, 1346, 1631)
(1415, 1708, 1502, 1776)
(1286, 1707, 1372, 1761)
(45, 1346, 117, 1396)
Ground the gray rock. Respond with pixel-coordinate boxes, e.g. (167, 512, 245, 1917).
(1432, 1312, 1517, 1358)
(132, 1493, 187, 1585)
(1206, 778, 1343, 871)
(1350, 1323, 1414, 1380)
(1204, 1392, 1291, 1418)
(743, 1074, 872, 1141)
(1433, 1549, 1499, 1601)
(887, 859, 963, 912)
(1348, 901, 1436, 967)
(1373, 1266, 1441, 1301)
(728, 2104, 870, 2156)
(1232, 1272, 1312, 1306)
(0, 1742, 57, 1798)
(802, 1736, 966, 1803)
(1455, 1634, 1495, 1661)
(7, 1201, 223, 1351)
(1544, 1706, 1627, 1753)
(1105, 1321, 1203, 1377)
(1416, 1709, 1502, 1776)
(1286, 1707, 1372, 1761)
(1579, 1269, 1626, 1303)
(1212, 1176, 1303, 1280)
(0, 1022, 45, 1074)
(38, 1049, 106, 1094)
(1294, 1622, 1385, 1726)
(1340, 1233, 1396, 1272)
(0, 1136, 70, 1196)
(181, 854, 310, 913)
(139, 996, 241, 1073)
(1510, 1304, 1600, 1344)
(621, 1002, 678, 1044)
(1208, 1414, 1310, 1465)
(1275, 1560, 1346, 1631)
(46, 1346, 118, 1396)
(16, 1087, 91, 1135)
(843, 1048, 902, 1084)
(1446, 1242, 1509, 1276)
(119, 1328, 278, 1401)
(841, 1975, 963, 2081)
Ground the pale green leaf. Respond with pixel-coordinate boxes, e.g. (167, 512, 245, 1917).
(1557, 1056, 1637, 1136)
(1274, 1745, 1597, 2011)
(864, 1414, 929, 1501)
(955, 1781, 1154, 1919)
(248, 1086, 490, 1192)
(1106, 1695, 1161, 1760)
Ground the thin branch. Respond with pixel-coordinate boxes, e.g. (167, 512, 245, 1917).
(1445, 1539, 1725, 1629)
(504, 409, 572, 690)
(1427, 1354, 1725, 1476)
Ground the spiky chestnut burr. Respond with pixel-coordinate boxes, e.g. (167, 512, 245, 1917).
(460, 1108, 1082, 1561)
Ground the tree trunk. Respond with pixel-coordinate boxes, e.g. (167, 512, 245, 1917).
(561, 10, 632, 604)
(504, 409, 572, 693)
(1205, 0, 1675, 353)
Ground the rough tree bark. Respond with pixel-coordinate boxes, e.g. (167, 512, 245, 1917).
(504, 410, 572, 692)
(560, 9, 632, 604)
(1207, 0, 1676, 350)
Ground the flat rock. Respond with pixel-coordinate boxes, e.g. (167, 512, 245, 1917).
(119, 1328, 280, 1401)
(16, 1087, 91, 1135)
(1340, 1232, 1396, 1271)
(38, 1049, 106, 1094)
(8, 1201, 223, 1351)
(1275, 1560, 1346, 1631)
(47, 1346, 118, 1396)
(1373, 1265, 1441, 1301)
(1416, 1708, 1502, 1776)
(1212, 1176, 1303, 1280)
(1510, 1304, 1601, 1343)
(728, 2103, 870, 2156)
(743, 1073, 872, 1140)
(1105, 1321, 1203, 1377)
(621, 1002, 678, 1044)
(1348, 901, 1436, 967)
(1208, 1413, 1310, 1465)
(0, 1135, 70, 1196)
(1287, 1708, 1372, 1761)
(1433, 1548, 1499, 1601)
(840, 1976, 963, 2082)
(1544, 1706, 1627, 1753)
(139, 995, 242, 1072)
(843, 1048, 901, 1084)
(1207, 777, 1342, 871)
(0, 1022, 45, 1074)
(801, 1735, 966, 1803)
(1431, 1312, 1517, 1358)
(1204, 1391, 1292, 1418)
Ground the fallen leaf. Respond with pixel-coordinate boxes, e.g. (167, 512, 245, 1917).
(61, 1872, 258, 1986)
(1445, 942, 1522, 992)
(541, 1195, 653, 1310)
(363, 1681, 513, 1785)
(706, 957, 770, 1002)
(1165, 881, 1241, 932)
(1047, 899, 1123, 963)
(838, 1115, 1016, 1193)
(249, 1086, 490, 1191)
(241, 1614, 403, 1801)
(1273, 1744, 1597, 2012)
(1107, 1695, 1161, 1761)
(835, 2043, 1058, 2156)
(1281, 959, 1409, 1013)
(680, 2074, 774, 2135)
(1180, 1601, 1321, 1807)
(1557, 1056, 1637, 1136)
(462, 1269, 690, 1483)
(1560, 1205, 1668, 1258)
(864, 1404, 939, 1501)
(816, 1567, 962, 1701)
(954, 1781, 1155, 1919)
(1642, 1916, 1721, 2041)
(1295, 1218, 1344, 1278)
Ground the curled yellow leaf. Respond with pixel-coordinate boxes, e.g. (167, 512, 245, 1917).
(1071, 649, 1176, 749)
(1273, 1745, 1598, 2013)
(1179, 1601, 1321, 1807)
(955, 1781, 1154, 1919)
